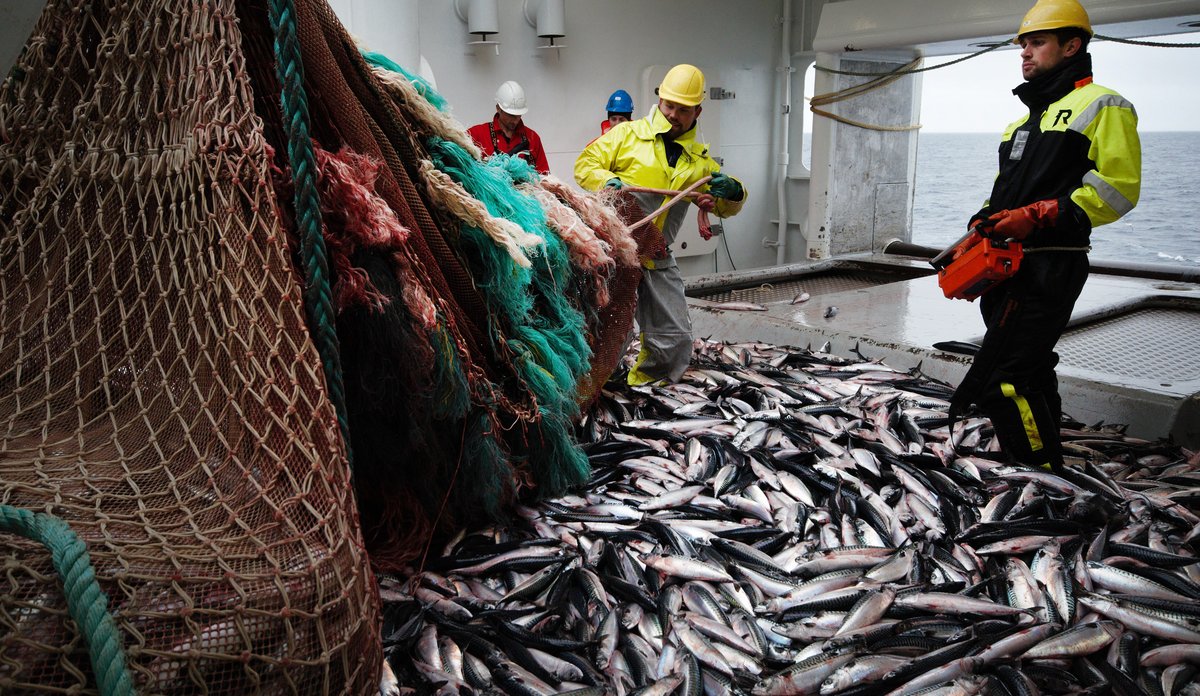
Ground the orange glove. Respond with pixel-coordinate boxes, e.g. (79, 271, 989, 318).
(987, 199, 1059, 241)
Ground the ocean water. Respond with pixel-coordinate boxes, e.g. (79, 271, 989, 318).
(912, 131, 1200, 266)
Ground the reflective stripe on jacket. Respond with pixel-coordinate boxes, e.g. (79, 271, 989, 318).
(983, 55, 1140, 245)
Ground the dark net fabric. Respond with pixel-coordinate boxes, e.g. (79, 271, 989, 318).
(575, 194, 661, 406)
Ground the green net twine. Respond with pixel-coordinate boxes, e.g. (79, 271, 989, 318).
(359, 50, 450, 113)
(525, 412, 591, 497)
(430, 318, 471, 420)
(457, 409, 515, 519)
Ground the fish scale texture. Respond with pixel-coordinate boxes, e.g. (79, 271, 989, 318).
(381, 338, 1200, 695)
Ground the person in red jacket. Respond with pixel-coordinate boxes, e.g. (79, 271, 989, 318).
(467, 80, 550, 174)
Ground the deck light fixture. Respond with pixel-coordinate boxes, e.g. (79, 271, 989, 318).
(523, 0, 567, 50)
(454, 0, 501, 53)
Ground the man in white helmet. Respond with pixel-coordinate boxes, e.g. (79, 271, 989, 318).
(950, 0, 1140, 472)
(468, 80, 550, 174)
(575, 64, 747, 386)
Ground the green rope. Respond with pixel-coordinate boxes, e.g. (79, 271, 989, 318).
(0, 505, 135, 696)
(267, 0, 355, 472)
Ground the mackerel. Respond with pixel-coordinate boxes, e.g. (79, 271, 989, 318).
(884, 656, 984, 696)
(751, 647, 858, 696)
(762, 569, 867, 613)
(1031, 538, 1073, 623)
(1079, 591, 1200, 643)
(1087, 561, 1196, 602)
(673, 621, 734, 676)
(834, 586, 897, 637)
(820, 655, 911, 695)
(638, 485, 705, 511)
(1142, 643, 1200, 666)
(893, 592, 1033, 617)
(1021, 620, 1122, 659)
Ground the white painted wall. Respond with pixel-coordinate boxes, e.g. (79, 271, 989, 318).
(327, 0, 798, 276)
(1, 0, 825, 274)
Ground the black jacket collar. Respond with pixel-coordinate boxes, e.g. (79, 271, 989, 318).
(1013, 52, 1093, 111)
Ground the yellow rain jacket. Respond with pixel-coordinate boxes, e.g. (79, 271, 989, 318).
(575, 107, 746, 266)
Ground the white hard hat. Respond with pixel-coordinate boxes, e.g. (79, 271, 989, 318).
(495, 80, 528, 116)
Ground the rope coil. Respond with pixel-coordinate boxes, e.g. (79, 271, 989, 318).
(810, 57, 924, 131)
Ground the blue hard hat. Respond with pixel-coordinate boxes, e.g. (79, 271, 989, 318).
(605, 89, 634, 114)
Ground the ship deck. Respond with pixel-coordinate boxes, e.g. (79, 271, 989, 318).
(685, 252, 1200, 448)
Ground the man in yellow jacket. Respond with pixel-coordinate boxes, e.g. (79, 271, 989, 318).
(575, 64, 747, 386)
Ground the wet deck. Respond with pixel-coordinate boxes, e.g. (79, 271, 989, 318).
(685, 254, 1200, 448)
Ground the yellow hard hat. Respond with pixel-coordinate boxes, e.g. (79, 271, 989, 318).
(1017, 0, 1093, 38)
(658, 64, 705, 107)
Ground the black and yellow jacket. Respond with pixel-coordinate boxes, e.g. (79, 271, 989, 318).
(980, 53, 1141, 248)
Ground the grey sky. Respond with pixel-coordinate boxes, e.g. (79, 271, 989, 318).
(919, 33, 1200, 133)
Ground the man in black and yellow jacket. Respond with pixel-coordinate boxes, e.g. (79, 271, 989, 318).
(952, 0, 1141, 471)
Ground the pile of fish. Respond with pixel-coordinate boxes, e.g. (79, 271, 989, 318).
(378, 339, 1200, 696)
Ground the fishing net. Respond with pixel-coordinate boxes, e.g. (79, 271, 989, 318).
(574, 193, 662, 406)
(1, 0, 644, 691)
(0, 0, 380, 692)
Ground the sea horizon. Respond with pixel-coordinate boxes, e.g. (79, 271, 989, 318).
(912, 131, 1199, 266)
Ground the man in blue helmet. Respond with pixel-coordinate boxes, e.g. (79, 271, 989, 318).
(601, 89, 634, 135)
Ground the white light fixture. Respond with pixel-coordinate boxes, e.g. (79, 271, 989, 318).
(522, 0, 566, 49)
(454, 0, 501, 52)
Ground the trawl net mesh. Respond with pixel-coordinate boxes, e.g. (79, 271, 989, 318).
(0, 0, 380, 692)
(1, 0, 645, 691)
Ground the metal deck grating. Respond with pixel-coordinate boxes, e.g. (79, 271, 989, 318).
(691, 271, 903, 304)
(1057, 307, 1200, 383)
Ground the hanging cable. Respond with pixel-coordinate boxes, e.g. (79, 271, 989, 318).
(721, 220, 738, 271)
(814, 32, 1200, 82)
(815, 41, 1011, 78)
(808, 30, 1199, 130)
(1094, 33, 1200, 48)
(810, 57, 925, 131)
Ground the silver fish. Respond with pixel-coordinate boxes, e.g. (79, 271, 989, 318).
(1021, 620, 1123, 659)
